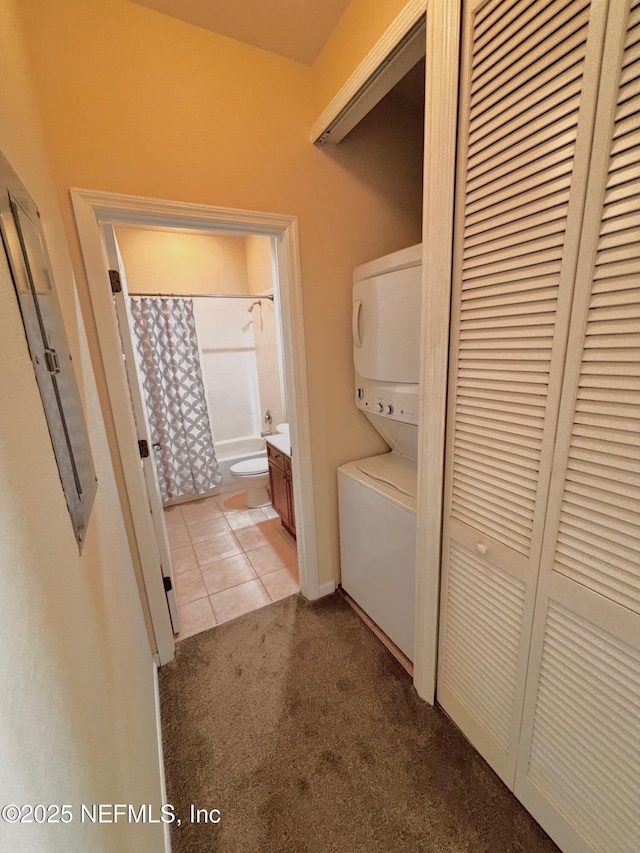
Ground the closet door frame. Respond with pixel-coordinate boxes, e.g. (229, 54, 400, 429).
(414, 0, 462, 703)
(437, 0, 612, 787)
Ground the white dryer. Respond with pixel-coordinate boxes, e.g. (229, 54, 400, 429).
(338, 243, 422, 661)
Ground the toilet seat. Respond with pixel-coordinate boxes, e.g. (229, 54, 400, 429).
(230, 457, 268, 477)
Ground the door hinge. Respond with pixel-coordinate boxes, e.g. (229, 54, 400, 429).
(138, 439, 150, 458)
(163, 576, 173, 593)
(108, 269, 122, 293)
(44, 347, 61, 375)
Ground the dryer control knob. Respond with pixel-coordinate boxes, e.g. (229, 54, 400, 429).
(385, 404, 394, 415)
(377, 402, 384, 413)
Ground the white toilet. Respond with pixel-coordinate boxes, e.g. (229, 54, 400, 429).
(229, 453, 270, 508)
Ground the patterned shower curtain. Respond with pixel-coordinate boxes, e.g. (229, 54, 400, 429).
(129, 297, 222, 502)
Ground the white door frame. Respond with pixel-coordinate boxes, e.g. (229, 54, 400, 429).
(309, 0, 460, 704)
(71, 189, 322, 663)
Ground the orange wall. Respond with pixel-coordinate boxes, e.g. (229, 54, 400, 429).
(115, 227, 251, 295)
(312, 0, 414, 115)
(246, 234, 274, 297)
(18, 0, 422, 584)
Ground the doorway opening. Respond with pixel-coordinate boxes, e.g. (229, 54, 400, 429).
(113, 224, 299, 640)
(72, 190, 322, 664)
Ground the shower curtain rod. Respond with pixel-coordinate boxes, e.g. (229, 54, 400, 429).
(128, 292, 274, 300)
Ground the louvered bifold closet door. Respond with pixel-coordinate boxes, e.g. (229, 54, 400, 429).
(437, 0, 609, 785)
(515, 0, 640, 849)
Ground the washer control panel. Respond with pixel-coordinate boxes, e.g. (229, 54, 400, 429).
(355, 376, 419, 426)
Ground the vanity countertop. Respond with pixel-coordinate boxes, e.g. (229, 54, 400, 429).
(265, 433, 291, 458)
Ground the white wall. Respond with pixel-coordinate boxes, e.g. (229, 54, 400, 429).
(0, 3, 165, 850)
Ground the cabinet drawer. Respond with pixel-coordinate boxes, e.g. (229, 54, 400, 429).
(266, 442, 285, 470)
(284, 454, 291, 477)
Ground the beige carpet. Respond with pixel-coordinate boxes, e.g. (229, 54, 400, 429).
(159, 593, 558, 853)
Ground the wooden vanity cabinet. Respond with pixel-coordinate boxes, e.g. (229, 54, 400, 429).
(266, 442, 296, 539)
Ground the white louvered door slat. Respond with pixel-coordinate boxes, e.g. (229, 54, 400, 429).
(438, 0, 610, 786)
(515, 1, 640, 850)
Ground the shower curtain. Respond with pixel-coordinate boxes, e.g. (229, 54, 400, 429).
(129, 297, 222, 502)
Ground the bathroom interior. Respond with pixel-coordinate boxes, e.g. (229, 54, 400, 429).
(114, 225, 298, 639)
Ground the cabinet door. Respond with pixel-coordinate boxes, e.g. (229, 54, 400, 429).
(437, 0, 609, 785)
(284, 457, 296, 538)
(269, 458, 289, 524)
(515, 1, 640, 849)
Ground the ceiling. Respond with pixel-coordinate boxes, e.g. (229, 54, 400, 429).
(127, 0, 353, 65)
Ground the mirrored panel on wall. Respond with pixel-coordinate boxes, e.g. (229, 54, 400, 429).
(0, 150, 97, 551)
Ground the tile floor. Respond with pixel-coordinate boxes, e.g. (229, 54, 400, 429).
(164, 490, 298, 640)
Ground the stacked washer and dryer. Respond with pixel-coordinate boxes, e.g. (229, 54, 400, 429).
(338, 243, 422, 662)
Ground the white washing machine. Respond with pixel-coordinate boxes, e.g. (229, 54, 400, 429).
(338, 453, 416, 660)
(338, 243, 422, 661)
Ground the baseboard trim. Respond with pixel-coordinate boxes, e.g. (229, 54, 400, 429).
(303, 579, 336, 600)
(153, 661, 172, 853)
(314, 580, 337, 599)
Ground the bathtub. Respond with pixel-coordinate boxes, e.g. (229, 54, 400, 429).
(163, 436, 266, 506)
(214, 436, 267, 493)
